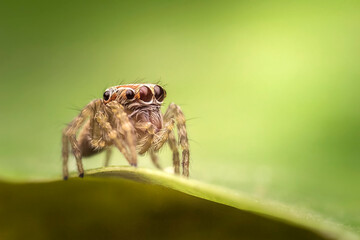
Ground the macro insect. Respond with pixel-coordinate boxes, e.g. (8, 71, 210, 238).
(62, 84, 189, 180)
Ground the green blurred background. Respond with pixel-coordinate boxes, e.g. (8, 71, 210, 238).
(1, 0, 359, 233)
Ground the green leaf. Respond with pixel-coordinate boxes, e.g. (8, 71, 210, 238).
(0, 167, 357, 240)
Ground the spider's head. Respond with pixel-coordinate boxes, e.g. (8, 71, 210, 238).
(102, 84, 166, 110)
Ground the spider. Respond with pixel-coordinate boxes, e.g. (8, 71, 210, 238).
(62, 84, 189, 180)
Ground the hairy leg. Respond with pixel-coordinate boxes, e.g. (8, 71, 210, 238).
(153, 119, 175, 151)
(136, 120, 177, 172)
(164, 103, 190, 177)
(149, 149, 162, 170)
(135, 122, 155, 154)
(62, 99, 102, 179)
(150, 119, 180, 174)
(106, 101, 137, 166)
(62, 133, 69, 180)
(168, 130, 180, 174)
(95, 111, 134, 166)
(104, 148, 112, 167)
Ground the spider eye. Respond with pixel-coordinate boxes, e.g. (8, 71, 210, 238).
(126, 89, 135, 99)
(154, 85, 166, 102)
(103, 91, 111, 101)
(139, 86, 153, 102)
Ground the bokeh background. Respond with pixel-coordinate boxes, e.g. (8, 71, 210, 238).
(1, 0, 359, 233)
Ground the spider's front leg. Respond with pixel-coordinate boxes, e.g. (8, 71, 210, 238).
(106, 101, 138, 166)
(94, 111, 133, 164)
(135, 122, 156, 154)
(149, 149, 162, 170)
(62, 99, 101, 180)
(152, 118, 180, 174)
(104, 148, 112, 167)
(151, 103, 189, 176)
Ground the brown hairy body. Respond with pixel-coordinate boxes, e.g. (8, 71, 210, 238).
(62, 84, 189, 180)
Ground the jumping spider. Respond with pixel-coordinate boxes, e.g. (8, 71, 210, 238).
(62, 84, 189, 180)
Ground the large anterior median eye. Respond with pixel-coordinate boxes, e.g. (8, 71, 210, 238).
(126, 89, 135, 99)
(154, 85, 166, 102)
(103, 91, 111, 101)
(139, 86, 153, 102)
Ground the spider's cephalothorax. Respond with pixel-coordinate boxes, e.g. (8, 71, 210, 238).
(62, 84, 189, 180)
